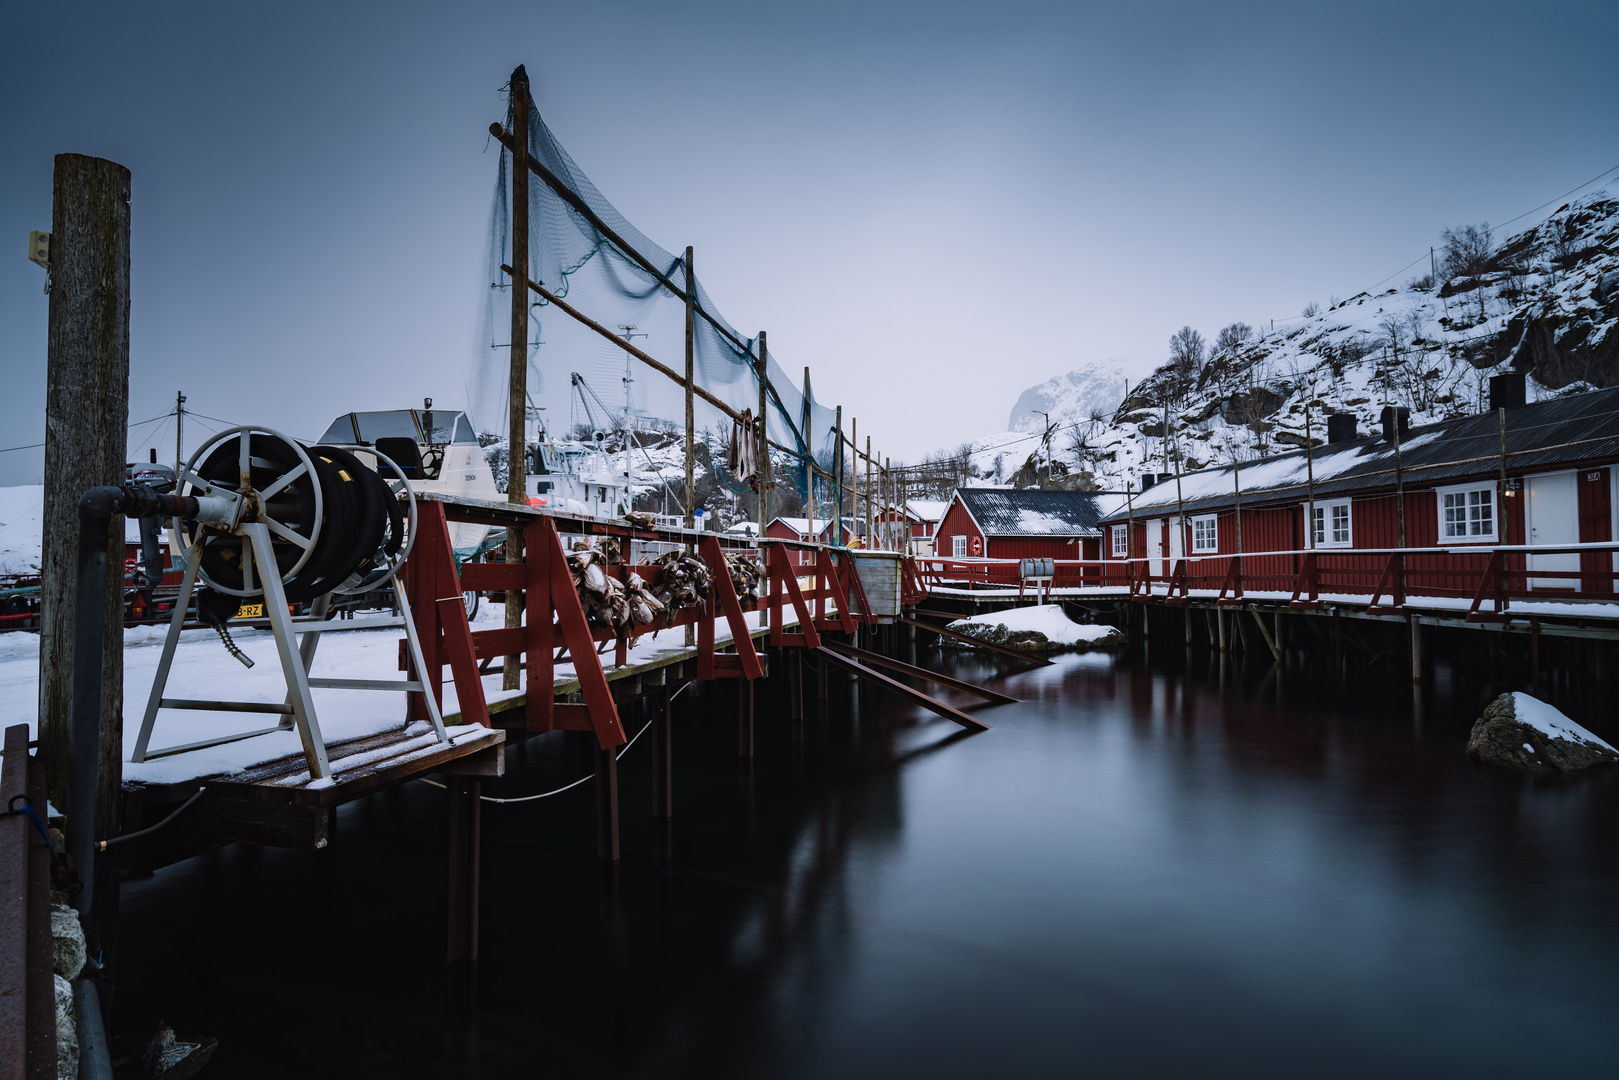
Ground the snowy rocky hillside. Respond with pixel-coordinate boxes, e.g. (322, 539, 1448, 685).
(952, 189, 1619, 490)
(1006, 360, 1133, 434)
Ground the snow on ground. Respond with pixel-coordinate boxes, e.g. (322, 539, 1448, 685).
(1511, 692, 1616, 752)
(948, 604, 1119, 645)
(0, 485, 44, 576)
(0, 600, 783, 784)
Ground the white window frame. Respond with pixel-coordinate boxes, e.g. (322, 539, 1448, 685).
(1310, 499, 1353, 548)
(1437, 482, 1498, 542)
(952, 534, 968, 558)
(1192, 514, 1218, 553)
(1111, 525, 1128, 557)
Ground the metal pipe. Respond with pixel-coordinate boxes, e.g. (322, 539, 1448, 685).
(74, 978, 114, 1080)
(68, 486, 123, 920)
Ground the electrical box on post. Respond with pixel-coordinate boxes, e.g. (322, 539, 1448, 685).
(27, 230, 50, 269)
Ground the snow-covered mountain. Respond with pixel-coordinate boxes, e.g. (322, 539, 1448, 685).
(1006, 359, 1136, 433)
(948, 189, 1619, 490)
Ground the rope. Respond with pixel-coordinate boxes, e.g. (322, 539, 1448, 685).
(417, 707, 666, 804)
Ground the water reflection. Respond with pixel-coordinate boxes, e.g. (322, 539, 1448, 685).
(114, 645, 1619, 1078)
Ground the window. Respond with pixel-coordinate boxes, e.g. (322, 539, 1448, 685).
(952, 535, 967, 558)
(1192, 515, 1218, 552)
(1439, 484, 1496, 540)
(1311, 500, 1352, 547)
(1111, 525, 1128, 557)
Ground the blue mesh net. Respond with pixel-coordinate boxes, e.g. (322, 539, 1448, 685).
(473, 75, 840, 503)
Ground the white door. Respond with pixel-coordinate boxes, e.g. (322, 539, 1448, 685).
(1527, 472, 1579, 590)
(1168, 514, 1184, 564)
(1152, 518, 1168, 577)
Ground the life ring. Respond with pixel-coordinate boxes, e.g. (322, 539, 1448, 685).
(969, 536, 982, 557)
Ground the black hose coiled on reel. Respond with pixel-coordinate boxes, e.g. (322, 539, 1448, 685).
(188, 434, 406, 623)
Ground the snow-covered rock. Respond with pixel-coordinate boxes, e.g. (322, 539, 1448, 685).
(946, 605, 1123, 653)
(1466, 692, 1618, 773)
(55, 974, 77, 1080)
(51, 903, 85, 980)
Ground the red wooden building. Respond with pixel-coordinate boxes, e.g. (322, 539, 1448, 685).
(935, 488, 1111, 562)
(767, 516, 858, 564)
(1097, 376, 1619, 601)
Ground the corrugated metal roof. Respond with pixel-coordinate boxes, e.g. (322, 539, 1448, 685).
(1100, 385, 1619, 523)
(957, 488, 1107, 537)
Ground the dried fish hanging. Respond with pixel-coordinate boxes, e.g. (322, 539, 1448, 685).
(640, 549, 714, 629)
(568, 539, 664, 636)
(728, 409, 761, 490)
(725, 551, 764, 602)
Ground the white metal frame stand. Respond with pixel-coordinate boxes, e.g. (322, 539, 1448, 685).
(131, 523, 447, 782)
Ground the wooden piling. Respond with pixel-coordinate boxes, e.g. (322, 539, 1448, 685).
(595, 744, 620, 861)
(447, 775, 481, 966)
(739, 679, 754, 759)
(1409, 614, 1422, 685)
(1531, 617, 1542, 697)
(41, 152, 131, 882)
(652, 685, 673, 820)
(789, 651, 804, 722)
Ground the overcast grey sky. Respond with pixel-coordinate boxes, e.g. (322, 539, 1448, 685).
(2, 0, 1616, 485)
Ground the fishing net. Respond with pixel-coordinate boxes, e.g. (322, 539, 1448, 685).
(471, 73, 841, 515)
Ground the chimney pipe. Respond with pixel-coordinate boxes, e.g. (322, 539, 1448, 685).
(1380, 406, 1410, 444)
(1489, 372, 1526, 412)
(1327, 414, 1358, 444)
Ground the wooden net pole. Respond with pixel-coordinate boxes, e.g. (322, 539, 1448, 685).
(757, 332, 769, 627)
(504, 65, 530, 691)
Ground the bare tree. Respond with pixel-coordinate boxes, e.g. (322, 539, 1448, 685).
(1213, 322, 1254, 357)
(1440, 222, 1492, 280)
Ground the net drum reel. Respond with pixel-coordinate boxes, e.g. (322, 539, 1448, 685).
(133, 426, 444, 783)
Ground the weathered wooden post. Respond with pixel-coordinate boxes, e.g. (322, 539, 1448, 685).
(446, 774, 481, 976)
(504, 64, 530, 692)
(40, 154, 130, 903)
(652, 684, 673, 821)
(757, 331, 769, 628)
(595, 743, 620, 861)
(738, 680, 754, 759)
(684, 247, 696, 647)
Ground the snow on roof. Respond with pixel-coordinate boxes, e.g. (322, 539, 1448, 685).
(907, 500, 949, 526)
(1105, 385, 1619, 522)
(956, 488, 1106, 537)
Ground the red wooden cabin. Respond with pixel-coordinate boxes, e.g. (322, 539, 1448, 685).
(935, 488, 1110, 563)
(1097, 377, 1619, 605)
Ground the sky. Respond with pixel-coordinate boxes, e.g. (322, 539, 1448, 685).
(2, 0, 1617, 486)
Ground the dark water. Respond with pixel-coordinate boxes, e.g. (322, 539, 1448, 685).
(116, 641, 1619, 1078)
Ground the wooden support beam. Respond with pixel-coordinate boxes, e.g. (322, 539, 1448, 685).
(813, 647, 990, 732)
(1249, 606, 1281, 662)
(822, 641, 1019, 704)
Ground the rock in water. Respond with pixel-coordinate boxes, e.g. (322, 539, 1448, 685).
(1466, 692, 1619, 774)
(945, 605, 1125, 654)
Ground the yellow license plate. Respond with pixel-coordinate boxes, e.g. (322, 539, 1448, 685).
(234, 603, 263, 619)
